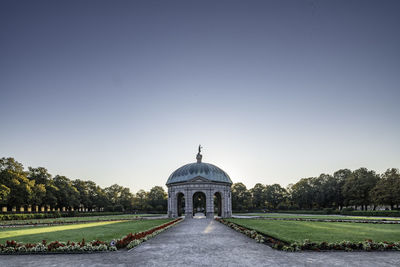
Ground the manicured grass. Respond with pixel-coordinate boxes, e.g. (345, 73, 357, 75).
(227, 218, 400, 243)
(0, 219, 171, 243)
(234, 213, 400, 221)
(0, 214, 163, 225)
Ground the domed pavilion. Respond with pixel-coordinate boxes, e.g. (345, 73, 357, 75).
(166, 146, 232, 218)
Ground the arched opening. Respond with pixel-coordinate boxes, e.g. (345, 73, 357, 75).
(214, 192, 222, 217)
(177, 193, 185, 216)
(192, 191, 206, 217)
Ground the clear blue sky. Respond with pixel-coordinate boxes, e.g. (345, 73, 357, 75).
(1, 0, 399, 191)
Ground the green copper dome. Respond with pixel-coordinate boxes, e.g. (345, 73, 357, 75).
(166, 162, 232, 185)
(167, 147, 232, 185)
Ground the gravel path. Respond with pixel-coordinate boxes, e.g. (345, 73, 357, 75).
(1, 218, 399, 266)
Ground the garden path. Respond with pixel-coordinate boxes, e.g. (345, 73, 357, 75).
(1, 218, 400, 266)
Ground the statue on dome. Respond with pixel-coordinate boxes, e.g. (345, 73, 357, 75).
(196, 145, 203, 163)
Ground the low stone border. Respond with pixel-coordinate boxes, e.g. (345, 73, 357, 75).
(0, 218, 182, 254)
(216, 218, 400, 252)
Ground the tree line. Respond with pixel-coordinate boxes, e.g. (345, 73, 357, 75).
(0, 157, 167, 212)
(232, 168, 400, 211)
(2, 157, 399, 213)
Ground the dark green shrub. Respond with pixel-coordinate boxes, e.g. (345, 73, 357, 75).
(323, 208, 335, 214)
(341, 207, 354, 212)
(113, 205, 124, 212)
(340, 210, 400, 217)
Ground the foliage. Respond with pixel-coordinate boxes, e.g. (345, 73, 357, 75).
(2, 156, 400, 213)
(233, 167, 399, 212)
(231, 183, 252, 211)
(342, 168, 379, 210)
(0, 157, 167, 213)
(0, 239, 115, 253)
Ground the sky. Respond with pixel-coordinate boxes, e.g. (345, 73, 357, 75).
(1, 0, 399, 192)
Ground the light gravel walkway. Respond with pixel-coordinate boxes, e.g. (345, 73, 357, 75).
(1, 218, 399, 267)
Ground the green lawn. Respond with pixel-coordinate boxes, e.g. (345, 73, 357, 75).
(234, 213, 400, 221)
(0, 219, 171, 244)
(0, 214, 163, 225)
(227, 218, 400, 243)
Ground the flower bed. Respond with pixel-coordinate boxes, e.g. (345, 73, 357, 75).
(0, 239, 116, 254)
(126, 218, 182, 249)
(0, 218, 182, 254)
(215, 218, 400, 252)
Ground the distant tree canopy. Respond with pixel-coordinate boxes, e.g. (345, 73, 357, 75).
(0, 157, 167, 212)
(1, 157, 399, 213)
(231, 168, 400, 212)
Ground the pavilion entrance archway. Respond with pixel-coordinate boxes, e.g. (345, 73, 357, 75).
(177, 192, 185, 217)
(192, 191, 206, 216)
(214, 192, 222, 217)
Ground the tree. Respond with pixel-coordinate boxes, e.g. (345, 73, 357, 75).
(0, 157, 34, 208)
(231, 183, 252, 211)
(28, 167, 54, 207)
(119, 187, 134, 211)
(28, 167, 51, 184)
(371, 168, 400, 209)
(312, 174, 337, 208)
(264, 184, 287, 209)
(73, 179, 91, 210)
(147, 186, 167, 211)
(53, 175, 79, 210)
(85, 181, 107, 211)
(134, 189, 150, 211)
(104, 184, 123, 206)
(333, 169, 352, 209)
(0, 184, 10, 204)
(250, 183, 267, 210)
(104, 184, 135, 211)
(291, 178, 315, 209)
(31, 183, 46, 207)
(342, 168, 379, 210)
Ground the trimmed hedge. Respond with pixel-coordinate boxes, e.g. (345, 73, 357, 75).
(341, 210, 400, 217)
(0, 212, 125, 221)
(271, 210, 400, 217)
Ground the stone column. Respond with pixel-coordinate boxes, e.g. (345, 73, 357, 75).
(220, 191, 225, 217)
(171, 191, 176, 217)
(167, 190, 172, 218)
(228, 190, 232, 217)
(224, 189, 228, 218)
(206, 189, 214, 219)
(167, 189, 171, 218)
(185, 189, 193, 218)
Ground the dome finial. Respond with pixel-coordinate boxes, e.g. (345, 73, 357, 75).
(196, 145, 203, 163)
